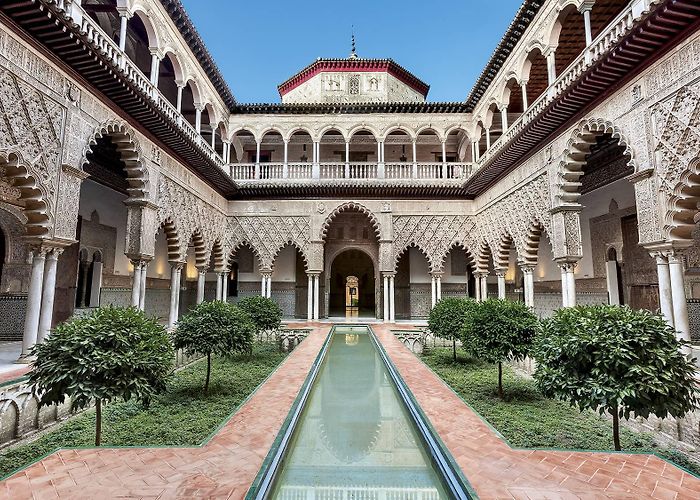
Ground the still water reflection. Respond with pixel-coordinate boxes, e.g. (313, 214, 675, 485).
(270, 326, 450, 499)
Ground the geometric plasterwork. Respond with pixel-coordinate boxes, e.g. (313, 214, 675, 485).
(392, 214, 477, 273)
(156, 176, 226, 262)
(474, 173, 552, 266)
(652, 83, 700, 198)
(0, 68, 65, 232)
(228, 216, 311, 271)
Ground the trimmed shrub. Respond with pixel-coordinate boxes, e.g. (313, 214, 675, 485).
(462, 299, 538, 399)
(534, 305, 699, 451)
(174, 301, 254, 392)
(30, 306, 173, 445)
(237, 295, 283, 334)
(428, 297, 477, 361)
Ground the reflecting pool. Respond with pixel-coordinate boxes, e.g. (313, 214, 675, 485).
(269, 326, 451, 499)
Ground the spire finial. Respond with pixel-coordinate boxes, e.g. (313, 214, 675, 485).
(350, 27, 357, 59)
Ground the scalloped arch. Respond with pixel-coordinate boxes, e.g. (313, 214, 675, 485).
(271, 241, 310, 272)
(320, 202, 381, 240)
(82, 121, 149, 202)
(557, 118, 635, 205)
(0, 151, 51, 238)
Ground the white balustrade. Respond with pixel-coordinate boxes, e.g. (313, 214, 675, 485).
(49, 0, 227, 171)
(230, 164, 256, 180)
(385, 163, 413, 179)
(476, 1, 651, 170)
(288, 163, 313, 179)
(349, 163, 377, 179)
(320, 163, 345, 179)
(259, 163, 284, 179)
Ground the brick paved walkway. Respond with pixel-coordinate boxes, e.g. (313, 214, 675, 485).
(372, 324, 700, 500)
(1, 322, 698, 499)
(0, 324, 331, 499)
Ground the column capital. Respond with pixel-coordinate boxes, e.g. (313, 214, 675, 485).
(557, 261, 577, 272)
(494, 269, 507, 278)
(382, 271, 397, 278)
(520, 265, 535, 275)
(116, 6, 133, 18)
(430, 272, 444, 278)
(170, 261, 186, 271)
(578, 0, 595, 13)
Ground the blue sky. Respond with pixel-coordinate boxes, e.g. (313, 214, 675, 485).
(180, 0, 523, 103)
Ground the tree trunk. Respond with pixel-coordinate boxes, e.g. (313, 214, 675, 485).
(612, 406, 621, 451)
(205, 352, 211, 393)
(95, 398, 102, 447)
(498, 362, 503, 399)
(452, 338, 457, 362)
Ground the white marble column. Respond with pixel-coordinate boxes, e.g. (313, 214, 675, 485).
(605, 259, 621, 305)
(474, 274, 481, 301)
(581, 4, 593, 46)
(196, 268, 206, 304)
(654, 252, 674, 327)
(485, 128, 491, 150)
(19, 248, 47, 361)
(522, 266, 535, 308)
(89, 260, 103, 308)
(168, 263, 182, 329)
(441, 141, 447, 178)
(668, 251, 691, 345)
(412, 140, 417, 177)
(496, 270, 506, 299)
(261, 274, 267, 297)
(118, 13, 129, 52)
(436, 274, 442, 302)
(149, 53, 160, 86)
(345, 141, 351, 178)
(307, 273, 313, 321)
(383, 274, 389, 322)
(283, 140, 289, 178)
(480, 273, 488, 301)
(131, 259, 142, 307)
(431, 274, 437, 308)
(566, 264, 576, 307)
(546, 50, 557, 85)
(139, 261, 147, 311)
(37, 249, 62, 344)
(500, 106, 508, 131)
(520, 81, 529, 110)
(222, 270, 229, 301)
(313, 274, 320, 320)
(389, 274, 395, 322)
(195, 106, 203, 134)
(560, 264, 569, 307)
(215, 272, 223, 301)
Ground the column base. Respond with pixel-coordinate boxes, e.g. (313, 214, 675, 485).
(15, 353, 35, 364)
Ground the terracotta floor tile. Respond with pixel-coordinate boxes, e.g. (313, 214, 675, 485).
(1, 322, 698, 500)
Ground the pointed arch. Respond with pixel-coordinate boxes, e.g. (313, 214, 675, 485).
(519, 219, 546, 267)
(186, 229, 207, 268)
(229, 241, 264, 270)
(437, 240, 477, 274)
(210, 239, 226, 272)
(495, 232, 515, 270)
(475, 241, 494, 274)
(0, 151, 51, 238)
(159, 217, 181, 262)
(271, 241, 309, 272)
(557, 118, 635, 205)
(393, 242, 433, 273)
(82, 121, 149, 201)
(320, 202, 381, 240)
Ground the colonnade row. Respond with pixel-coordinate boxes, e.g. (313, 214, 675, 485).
(16, 241, 694, 362)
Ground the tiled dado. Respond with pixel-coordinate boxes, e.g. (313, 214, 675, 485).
(372, 323, 700, 499)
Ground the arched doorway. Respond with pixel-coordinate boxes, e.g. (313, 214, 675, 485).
(329, 249, 375, 318)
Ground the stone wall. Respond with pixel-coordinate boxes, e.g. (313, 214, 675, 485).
(0, 348, 202, 450)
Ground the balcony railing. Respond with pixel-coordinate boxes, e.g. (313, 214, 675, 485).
(229, 162, 474, 181)
(54, 0, 226, 170)
(475, 0, 654, 168)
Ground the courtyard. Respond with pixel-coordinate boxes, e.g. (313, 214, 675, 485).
(0, 322, 698, 498)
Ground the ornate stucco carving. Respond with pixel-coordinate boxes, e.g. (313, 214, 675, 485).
(227, 216, 312, 271)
